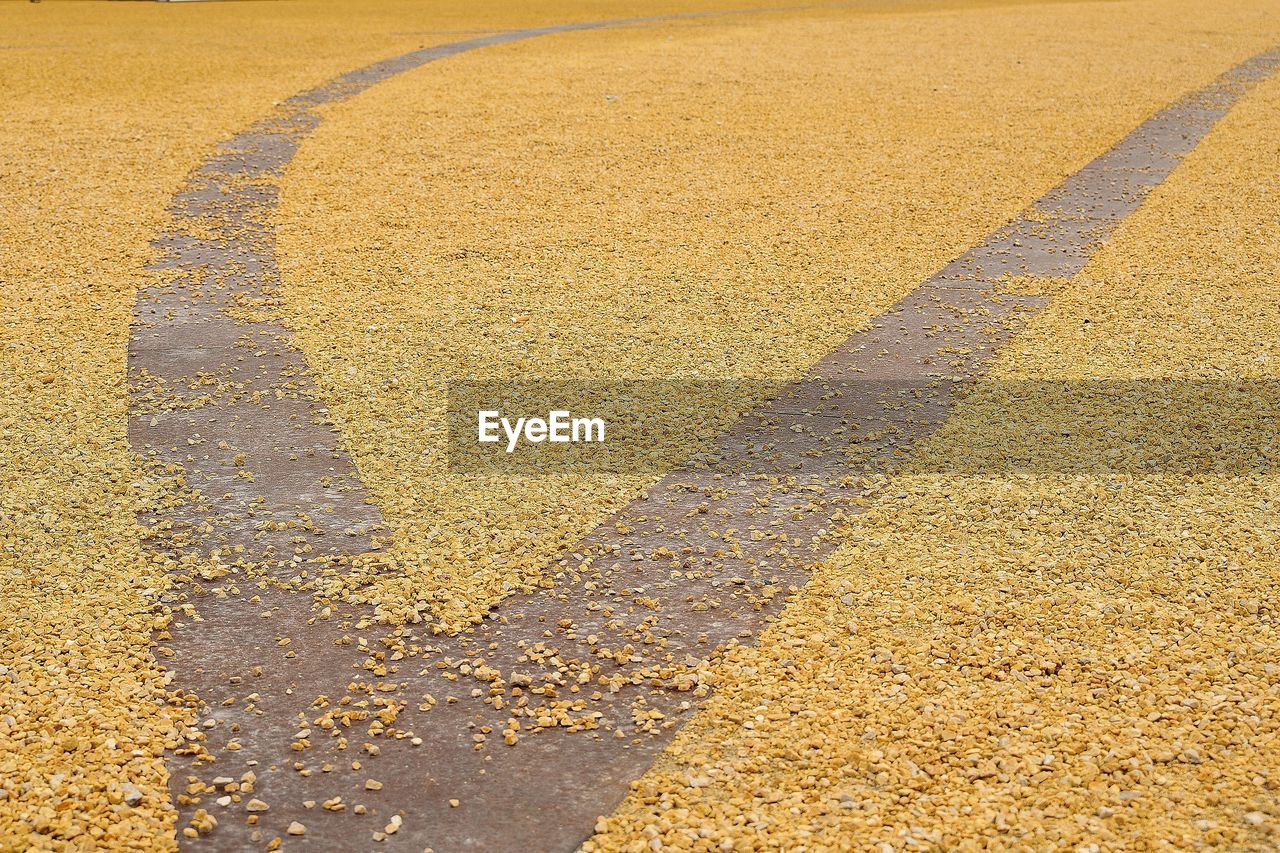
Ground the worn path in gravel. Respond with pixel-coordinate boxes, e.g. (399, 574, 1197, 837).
(127, 11, 1280, 851)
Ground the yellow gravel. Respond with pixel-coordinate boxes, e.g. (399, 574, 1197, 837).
(0, 0, 766, 846)
(277, 0, 1280, 631)
(591, 52, 1280, 853)
(4, 0, 1280, 848)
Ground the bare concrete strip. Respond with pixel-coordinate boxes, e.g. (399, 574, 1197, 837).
(128, 19, 1280, 853)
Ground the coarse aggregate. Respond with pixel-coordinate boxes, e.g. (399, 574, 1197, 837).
(4, 0, 1280, 848)
(590, 60, 1280, 852)
(276, 0, 1280, 633)
(0, 1, 781, 847)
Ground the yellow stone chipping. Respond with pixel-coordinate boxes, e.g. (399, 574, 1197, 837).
(3, 0, 1279, 848)
(276, 0, 1280, 632)
(592, 58, 1280, 853)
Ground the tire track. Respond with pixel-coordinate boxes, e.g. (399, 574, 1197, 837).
(127, 14, 1280, 851)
